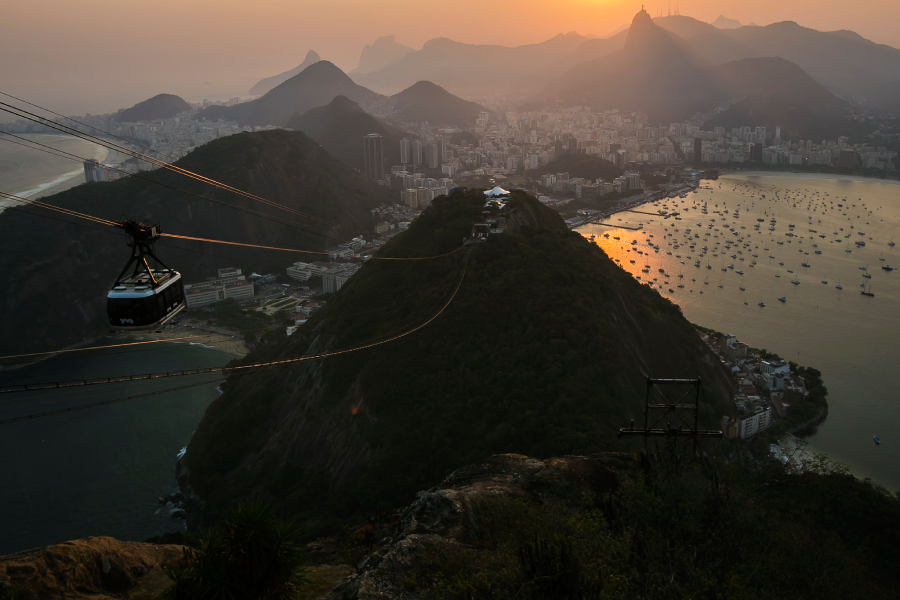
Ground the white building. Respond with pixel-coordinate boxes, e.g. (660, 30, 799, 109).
(738, 408, 774, 439)
(184, 270, 254, 308)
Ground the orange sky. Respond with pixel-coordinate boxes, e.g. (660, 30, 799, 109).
(1, 0, 898, 117)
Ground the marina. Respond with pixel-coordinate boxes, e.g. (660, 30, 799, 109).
(578, 172, 900, 493)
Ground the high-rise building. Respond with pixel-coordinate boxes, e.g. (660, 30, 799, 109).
(839, 149, 855, 167)
(424, 140, 439, 168)
(400, 138, 411, 164)
(412, 139, 423, 166)
(554, 139, 564, 159)
(363, 133, 384, 180)
(749, 143, 763, 162)
(437, 136, 449, 162)
(83, 159, 108, 183)
(568, 136, 578, 155)
(694, 138, 702, 163)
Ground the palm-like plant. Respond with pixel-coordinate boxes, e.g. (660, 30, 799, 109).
(162, 501, 309, 600)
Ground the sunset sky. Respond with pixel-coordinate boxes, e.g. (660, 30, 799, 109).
(2, 0, 898, 117)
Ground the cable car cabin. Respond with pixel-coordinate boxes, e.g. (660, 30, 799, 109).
(107, 219, 184, 332)
(107, 270, 185, 331)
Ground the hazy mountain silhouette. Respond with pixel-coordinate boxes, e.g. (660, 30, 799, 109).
(351, 32, 592, 95)
(537, 10, 849, 131)
(248, 50, 321, 95)
(351, 36, 415, 75)
(388, 81, 486, 126)
(197, 61, 384, 127)
(657, 17, 900, 95)
(286, 95, 404, 171)
(712, 15, 743, 29)
(114, 94, 191, 122)
(537, 10, 714, 122)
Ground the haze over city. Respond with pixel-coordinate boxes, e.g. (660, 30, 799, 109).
(3, 0, 900, 116)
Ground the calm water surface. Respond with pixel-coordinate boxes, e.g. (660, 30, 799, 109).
(0, 341, 233, 555)
(578, 173, 900, 493)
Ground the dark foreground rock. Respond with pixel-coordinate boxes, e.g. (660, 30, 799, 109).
(0, 537, 183, 599)
(323, 452, 636, 599)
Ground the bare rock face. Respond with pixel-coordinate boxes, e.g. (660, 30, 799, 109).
(0, 537, 183, 599)
(324, 453, 636, 599)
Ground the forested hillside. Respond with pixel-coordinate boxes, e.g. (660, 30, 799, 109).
(180, 189, 734, 533)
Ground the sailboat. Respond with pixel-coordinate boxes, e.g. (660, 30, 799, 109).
(861, 285, 875, 297)
(739, 278, 745, 291)
(835, 279, 843, 290)
(889, 236, 896, 247)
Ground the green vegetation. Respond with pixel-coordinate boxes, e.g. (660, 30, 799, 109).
(194, 298, 275, 332)
(404, 452, 900, 599)
(528, 154, 623, 182)
(161, 501, 308, 600)
(184, 189, 733, 534)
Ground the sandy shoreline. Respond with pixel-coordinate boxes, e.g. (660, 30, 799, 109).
(116, 317, 251, 358)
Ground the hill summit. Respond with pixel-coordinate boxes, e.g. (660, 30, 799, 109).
(114, 93, 190, 122)
(197, 61, 383, 127)
(248, 50, 321, 95)
(178, 188, 733, 532)
(388, 80, 486, 126)
(286, 95, 405, 171)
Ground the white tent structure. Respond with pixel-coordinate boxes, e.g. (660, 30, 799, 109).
(483, 186, 510, 198)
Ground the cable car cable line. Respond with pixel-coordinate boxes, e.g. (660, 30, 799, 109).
(0, 101, 359, 234)
(0, 257, 469, 396)
(0, 263, 462, 366)
(0, 378, 224, 426)
(0, 132, 352, 245)
(0, 89, 179, 162)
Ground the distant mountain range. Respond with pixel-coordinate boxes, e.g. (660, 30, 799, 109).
(345, 14, 899, 110)
(286, 96, 405, 172)
(197, 61, 384, 127)
(350, 32, 593, 95)
(351, 36, 414, 75)
(533, 10, 850, 134)
(248, 50, 321, 96)
(114, 94, 191, 122)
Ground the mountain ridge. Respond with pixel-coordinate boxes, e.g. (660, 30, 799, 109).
(286, 95, 406, 171)
(198, 61, 384, 127)
(248, 50, 321, 96)
(114, 93, 191, 122)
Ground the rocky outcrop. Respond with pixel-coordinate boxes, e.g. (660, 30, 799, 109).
(0, 537, 183, 599)
(323, 453, 637, 599)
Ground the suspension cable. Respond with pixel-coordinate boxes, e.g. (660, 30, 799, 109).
(0, 132, 350, 245)
(0, 101, 358, 233)
(0, 257, 468, 395)
(0, 378, 224, 426)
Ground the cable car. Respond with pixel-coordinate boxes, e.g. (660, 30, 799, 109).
(107, 220, 185, 331)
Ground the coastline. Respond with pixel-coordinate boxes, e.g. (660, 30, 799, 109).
(1, 318, 249, 373)
(117, 317, 251, 358)
(0, 134, 135, 213)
